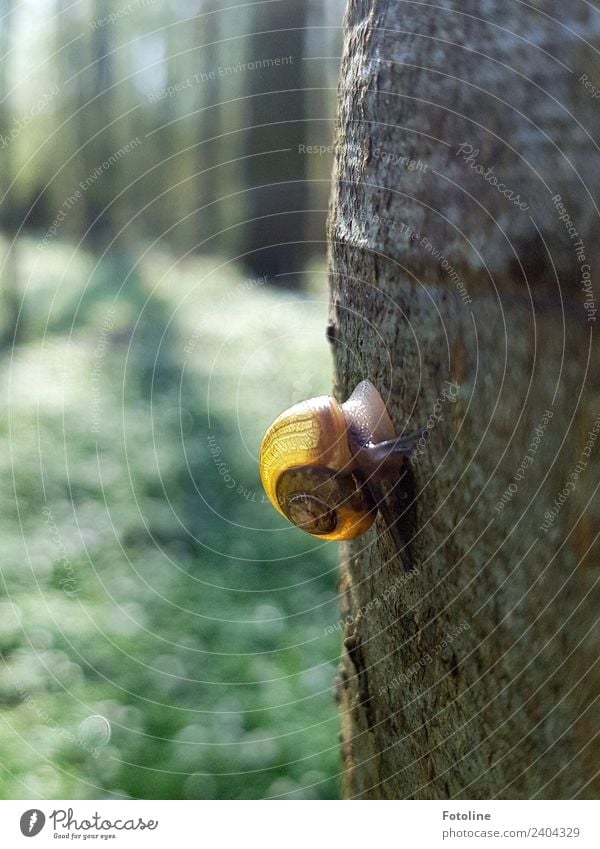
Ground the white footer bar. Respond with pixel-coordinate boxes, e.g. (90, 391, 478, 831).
(0, 800, 597, 848)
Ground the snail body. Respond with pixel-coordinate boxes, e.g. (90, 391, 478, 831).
(259, 380, 424, 545)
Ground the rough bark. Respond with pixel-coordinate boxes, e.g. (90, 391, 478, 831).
(328, 0, 600, 799)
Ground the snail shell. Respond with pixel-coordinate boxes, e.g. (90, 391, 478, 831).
(259, 381, 398, 541)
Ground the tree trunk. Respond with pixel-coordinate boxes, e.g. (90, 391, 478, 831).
(328, 0, 600, 799)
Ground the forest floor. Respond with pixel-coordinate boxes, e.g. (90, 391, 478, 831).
(0, 238, 341, 799)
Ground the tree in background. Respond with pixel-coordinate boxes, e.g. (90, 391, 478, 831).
(238, 0, 309, 282)
(329, 0, 600, 798)
(1, 0, 344, 286)
(0, 0, 19, 347)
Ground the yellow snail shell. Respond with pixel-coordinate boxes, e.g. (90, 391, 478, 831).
(259, 380, 404, 542)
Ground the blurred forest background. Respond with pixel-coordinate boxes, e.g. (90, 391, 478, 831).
(0, 0, 347, 799)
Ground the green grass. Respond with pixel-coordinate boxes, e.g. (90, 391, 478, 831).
(0, 239, 341, 799)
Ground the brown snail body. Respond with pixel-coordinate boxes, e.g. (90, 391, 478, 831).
(259, 380, 425, 549)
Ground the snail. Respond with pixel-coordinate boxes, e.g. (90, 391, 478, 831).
(259, 380, 426, 568)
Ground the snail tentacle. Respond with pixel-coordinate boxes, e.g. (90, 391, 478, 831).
(350, 429, 427, 479)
